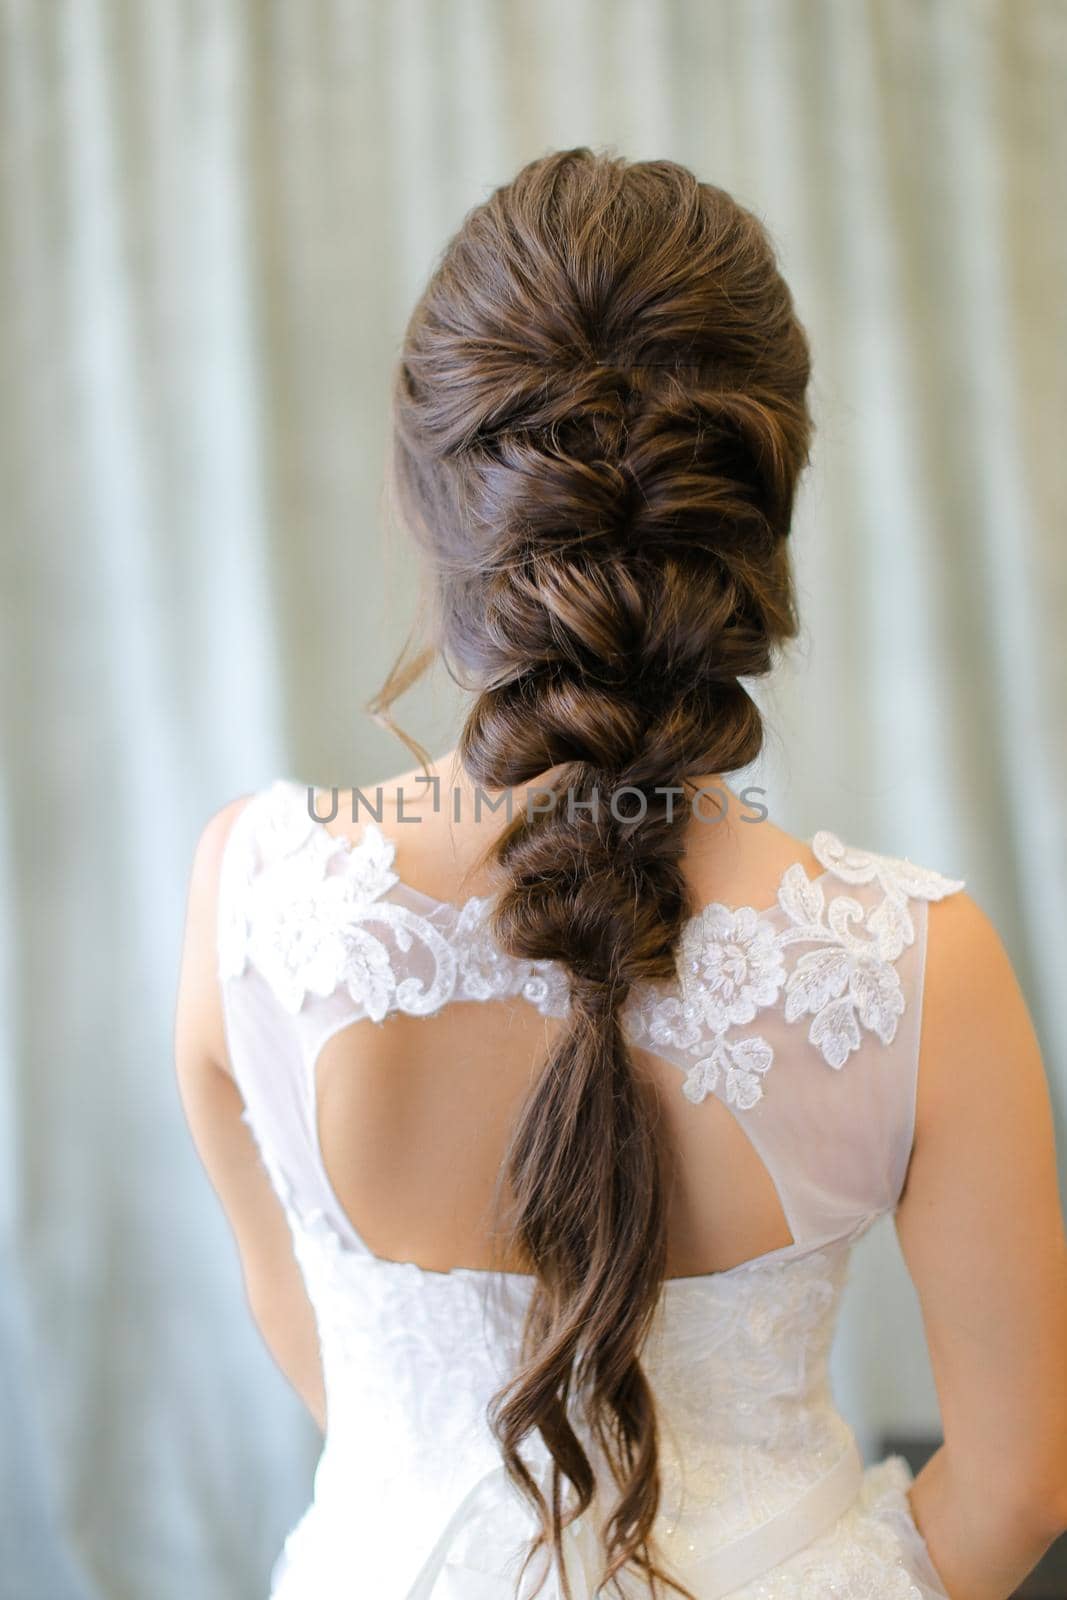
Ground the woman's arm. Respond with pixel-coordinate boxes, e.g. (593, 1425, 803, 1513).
(895, 890, 1067, 1600)
(173, 801, 326, 1434)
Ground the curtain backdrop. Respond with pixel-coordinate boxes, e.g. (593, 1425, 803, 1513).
(2, 2, 1064, 1597)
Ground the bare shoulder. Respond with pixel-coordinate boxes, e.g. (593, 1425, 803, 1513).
(174, 792, 257, 1080)
(919, 886, 1046, 1120)
(925, 885, 1012, 984)
(188, 793, 256, 899)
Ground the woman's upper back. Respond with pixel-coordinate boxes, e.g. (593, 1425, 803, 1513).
(215, 760, 967, 1281)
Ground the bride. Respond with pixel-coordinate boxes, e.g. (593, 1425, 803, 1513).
(175, 148, 1067, 1598)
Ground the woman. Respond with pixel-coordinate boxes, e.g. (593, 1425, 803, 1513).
(175, 149, 1067, 1599)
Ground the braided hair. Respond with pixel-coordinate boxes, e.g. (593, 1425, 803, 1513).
(376, 148, 813, 1598)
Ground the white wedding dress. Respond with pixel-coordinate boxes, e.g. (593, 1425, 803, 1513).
(217, 779, 965, 1599)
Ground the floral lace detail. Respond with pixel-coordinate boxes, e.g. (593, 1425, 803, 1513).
(627, 905, 786, 1108)
(626, 831, 964, 1107)
(230, 806, 462, 1019)
(777, 832, 965, 1067)
(221, 783, 965, 1110)
(221, 782, 571, 1021)
(219, 790, 399, 998)
(452, 896, 572, 1015)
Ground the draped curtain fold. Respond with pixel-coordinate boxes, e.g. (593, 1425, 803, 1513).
(1, 3, 1063, 1597)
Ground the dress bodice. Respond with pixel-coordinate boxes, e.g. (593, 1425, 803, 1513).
(216, 779, 964, 1599)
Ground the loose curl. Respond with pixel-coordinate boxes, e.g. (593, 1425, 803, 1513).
(372, 148, 813, 1598)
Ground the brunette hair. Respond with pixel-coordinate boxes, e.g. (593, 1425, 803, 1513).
(374, 148, 813, 1597)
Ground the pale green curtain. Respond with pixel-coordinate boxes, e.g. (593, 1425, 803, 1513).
(2, 3, 1064, 1597)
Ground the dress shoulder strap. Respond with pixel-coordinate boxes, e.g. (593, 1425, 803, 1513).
(624, 829, 966, 1247)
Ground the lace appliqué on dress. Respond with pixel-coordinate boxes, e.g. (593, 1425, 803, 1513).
(625, 832, 965, 1109)
(221, 782, 571, 1022)
(452, 895, 572, 1016)
(222, 784, 965, 1112)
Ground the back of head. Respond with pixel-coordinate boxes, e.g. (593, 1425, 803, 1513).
(380, 147, 813, 1598)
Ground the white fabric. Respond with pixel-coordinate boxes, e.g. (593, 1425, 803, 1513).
(5, 6, 1066, 1598)
(217, 779, 964, 1598)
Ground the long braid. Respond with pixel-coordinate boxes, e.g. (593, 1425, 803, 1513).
(460, 556, 769, 1597)
(377, 148, 813, 1596)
